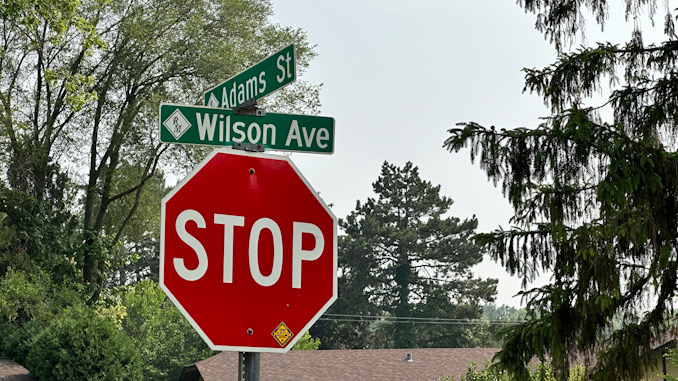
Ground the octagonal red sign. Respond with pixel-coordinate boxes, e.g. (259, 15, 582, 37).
(160, 149, 337, 352)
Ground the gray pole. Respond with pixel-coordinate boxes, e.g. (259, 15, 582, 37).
(238, 352, 260, 381)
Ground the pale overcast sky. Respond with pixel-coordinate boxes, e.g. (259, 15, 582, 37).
(267, 0, 664, 307)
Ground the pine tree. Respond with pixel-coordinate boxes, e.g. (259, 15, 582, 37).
(445, 1, 678, 380)
(317, 161, 496, 349)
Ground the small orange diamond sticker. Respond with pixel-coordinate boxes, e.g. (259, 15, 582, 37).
(272, 322, 294, 347)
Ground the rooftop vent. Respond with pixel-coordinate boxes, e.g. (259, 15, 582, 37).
(406, 353, 413, 362)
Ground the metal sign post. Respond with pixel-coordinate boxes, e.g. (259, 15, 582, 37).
(238, 352, 260, 381)
(159, 43, 337, 381)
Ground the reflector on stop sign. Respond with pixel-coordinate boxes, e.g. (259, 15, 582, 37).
(160, 149, 337, 352)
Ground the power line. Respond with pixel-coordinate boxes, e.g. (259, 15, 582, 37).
(320, 313, 525, 326)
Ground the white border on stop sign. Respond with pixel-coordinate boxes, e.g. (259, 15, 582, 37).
(159, 148, 338, 352)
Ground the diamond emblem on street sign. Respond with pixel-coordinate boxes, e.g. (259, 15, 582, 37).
(163, 109, 191, 140)
(207, 93, 219, 108)
(272, 322, 294, 347)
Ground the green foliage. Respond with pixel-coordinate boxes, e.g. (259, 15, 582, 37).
(481, 304, 527, 347)
(314, 161, 497, 349)
(120, 280, 214, 381)
(311, 235, 383, 349)
(25, 305, 142, 381)
(292, 331, 321, 350)
(0, 0, 95, 44)
(663, 348, 678, 381)
(0, 0, 321, 375)
(440, 360, 585, 381)
(0, 0, 321, 303)
(0, 269, 53, 326)
(0, 187, 79, 283)
(0, 267, 83, 362)
(447, 360, 509, 381)
(2, 319, 45, 364)
(105, 168, 166, 286)
(483, 304, 527, 322)
(444, 1, 678, 380)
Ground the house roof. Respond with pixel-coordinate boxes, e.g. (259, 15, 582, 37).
(0, 358, 32, 380)
(181, 348, 500, 381)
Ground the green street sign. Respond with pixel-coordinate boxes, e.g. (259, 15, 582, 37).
(159, 103, 334, 154)
(204, 44, 295, 108)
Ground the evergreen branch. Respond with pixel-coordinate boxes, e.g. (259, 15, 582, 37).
(524, 40, 678, 112)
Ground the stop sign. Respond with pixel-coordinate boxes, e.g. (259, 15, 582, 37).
(160, 149, 337, 352)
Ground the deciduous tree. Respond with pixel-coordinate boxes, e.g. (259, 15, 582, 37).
(0, 0, 319, 303)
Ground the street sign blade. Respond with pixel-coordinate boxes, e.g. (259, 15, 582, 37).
(204, 44, 296, 108)
(159, 103, 334, 154)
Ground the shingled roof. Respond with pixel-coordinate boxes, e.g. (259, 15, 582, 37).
(180, 348, 500, 381)
(0, 358, 32, 380)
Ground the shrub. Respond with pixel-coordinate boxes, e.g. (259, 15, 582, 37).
(26, 306, 141, 380)
(441, 360, 585, 381)
(2, 320, 45, 364)
(120, 280, 214, 380)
